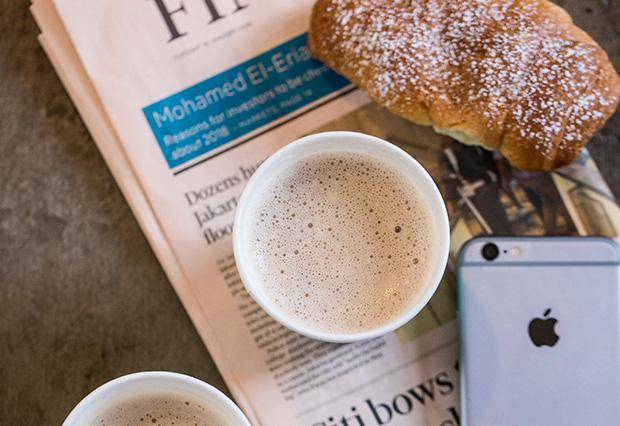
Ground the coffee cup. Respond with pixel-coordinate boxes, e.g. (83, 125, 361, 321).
(63, 371, 250, 425)
(233, 131, 450, 343)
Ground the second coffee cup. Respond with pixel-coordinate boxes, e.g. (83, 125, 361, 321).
(233, 131, 449, 343)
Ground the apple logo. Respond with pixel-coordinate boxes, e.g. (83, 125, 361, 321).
(528, 308, 560, 347)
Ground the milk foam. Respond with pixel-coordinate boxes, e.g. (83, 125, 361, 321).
(93, 394, 226, 426)
(248, 152, 433, 334)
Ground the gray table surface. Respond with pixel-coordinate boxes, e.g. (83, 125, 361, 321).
(1, 1, 618, 424)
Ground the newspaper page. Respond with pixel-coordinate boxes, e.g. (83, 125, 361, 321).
(31, 1, 620, 425)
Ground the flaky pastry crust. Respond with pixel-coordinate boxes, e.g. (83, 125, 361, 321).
(309, 0, 620, 171)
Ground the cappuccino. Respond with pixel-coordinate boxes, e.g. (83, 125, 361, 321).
(93, 393, 227, 426)
(247, 152, 434, 334)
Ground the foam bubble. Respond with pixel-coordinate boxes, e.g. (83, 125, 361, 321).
(248, 152, 434, 334)
(92, 394, 226, 426)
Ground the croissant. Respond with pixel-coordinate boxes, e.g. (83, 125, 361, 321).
(309, 0, 620, 171)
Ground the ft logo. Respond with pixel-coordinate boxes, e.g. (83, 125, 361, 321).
(150, 0, 249, 42)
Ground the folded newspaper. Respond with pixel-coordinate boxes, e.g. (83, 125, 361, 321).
(31, 1, 620, 424)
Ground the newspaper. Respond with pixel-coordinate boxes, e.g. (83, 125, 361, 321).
(31, 1, 620, 424)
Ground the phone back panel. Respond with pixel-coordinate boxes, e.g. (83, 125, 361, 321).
(458, 237, 620, 426)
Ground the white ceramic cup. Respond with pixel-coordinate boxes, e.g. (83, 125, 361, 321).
(63, 371, 250, 425)
(233, 131, 450, 343)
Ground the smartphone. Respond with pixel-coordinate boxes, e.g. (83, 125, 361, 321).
(457, 237, 620, 426)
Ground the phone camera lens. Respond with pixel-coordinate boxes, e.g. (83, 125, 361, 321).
(482, 243, 499, 261)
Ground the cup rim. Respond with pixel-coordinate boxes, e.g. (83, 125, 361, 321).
(63, 371, 250, 425)
(233, 131, 450, 343)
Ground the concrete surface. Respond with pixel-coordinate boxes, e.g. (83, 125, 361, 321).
(0, 0, 618, 424)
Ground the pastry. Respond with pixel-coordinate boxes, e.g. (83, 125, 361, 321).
(309, 0, 620, 171)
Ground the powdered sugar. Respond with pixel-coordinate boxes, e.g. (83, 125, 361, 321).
(313, 0, 619, 166)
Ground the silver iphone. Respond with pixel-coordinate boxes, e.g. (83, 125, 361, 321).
(458, 237, 620, 425)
